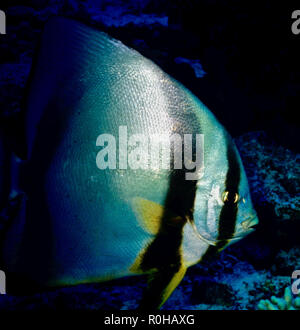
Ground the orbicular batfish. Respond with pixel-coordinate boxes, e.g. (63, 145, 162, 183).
(0, 17, 258, 309)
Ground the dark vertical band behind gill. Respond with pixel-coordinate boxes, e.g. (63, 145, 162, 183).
(140, 168, 197, 272)
(138, 168, 197, 309)
(202, 136, 241, 259)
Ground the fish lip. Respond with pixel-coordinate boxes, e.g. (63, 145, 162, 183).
(241, 215, 259, 230)
(237, 227, 255, 236)
(232, 216, 259, 239)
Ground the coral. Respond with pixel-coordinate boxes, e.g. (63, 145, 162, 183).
(236, 132, 300, 222)
(257, 286, 300, 310)
(271, 248, 300, 276)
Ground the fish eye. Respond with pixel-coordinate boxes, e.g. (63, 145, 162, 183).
(222, 191, 229, 202)
(234, 193, 239, 203)
(222, 191, 239, 203)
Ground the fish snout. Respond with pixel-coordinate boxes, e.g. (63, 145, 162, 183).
(241, 215, 259, 231)
(230, 215, 259, 241)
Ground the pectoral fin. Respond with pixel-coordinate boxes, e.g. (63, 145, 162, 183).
(132, 197, 163, 235)
(138, 262, 187, 310)
(132, 197, 181, 235)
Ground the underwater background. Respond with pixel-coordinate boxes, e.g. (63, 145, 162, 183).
(0, 0, 299, 310)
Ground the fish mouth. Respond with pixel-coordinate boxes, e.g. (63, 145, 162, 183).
(232, 215, 259, 239)
(241, 215, 259, 231)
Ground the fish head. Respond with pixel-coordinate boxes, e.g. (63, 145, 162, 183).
(191, 141, 259, 249)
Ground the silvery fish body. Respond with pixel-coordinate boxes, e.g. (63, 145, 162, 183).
(1, 18, 258, 308)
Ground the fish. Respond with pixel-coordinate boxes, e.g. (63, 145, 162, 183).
(0, 17, 258, 309)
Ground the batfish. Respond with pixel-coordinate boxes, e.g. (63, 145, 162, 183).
(0, 17, 258, 309)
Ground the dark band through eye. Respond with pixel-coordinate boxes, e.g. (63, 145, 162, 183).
(222, 191, 239, 203)
(202, 136, 241, 258)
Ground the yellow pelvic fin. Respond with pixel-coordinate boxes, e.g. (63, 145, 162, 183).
(130, 197, 166, 273)
(129, 250, 147, 274)
(132, 197, 165, 235)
